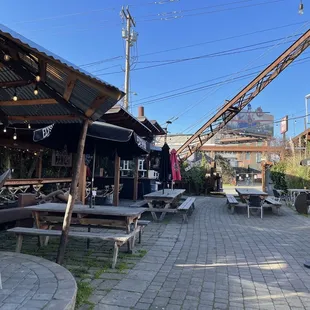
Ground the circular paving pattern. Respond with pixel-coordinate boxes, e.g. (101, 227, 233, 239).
(0, 251, 77, 309)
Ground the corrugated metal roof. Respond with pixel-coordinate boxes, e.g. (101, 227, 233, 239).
(101, 105, 153, 139)
(0, 24, 124, 124)
(0, 24, 120, 92)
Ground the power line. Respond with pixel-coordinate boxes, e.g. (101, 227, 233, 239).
(10, 7, 116, 25)
(138, 0, 285, 22)
(97, 34, 300, 76)
(138, 0, 260, 19)
(75, 21, 307, 70)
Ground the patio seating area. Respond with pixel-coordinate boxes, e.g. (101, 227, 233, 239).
(1, 196, 310, 309)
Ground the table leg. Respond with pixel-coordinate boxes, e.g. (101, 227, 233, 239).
(131, 217, 139, 249)
(148, 202, 158, 221)
(159, 203, 171, 221)
(33, 211, 44, 247)
(126, 220, 132, 254)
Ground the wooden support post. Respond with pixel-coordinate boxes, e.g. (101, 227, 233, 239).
(36, 153, 42, 178)
(113, 153, 121, 206)
(261, 161, 266, 192)
(133, 157, 139, 201)
(56, 119, 89, 265)
(16, 235, 23, 253)
(78, 156, 87, 204)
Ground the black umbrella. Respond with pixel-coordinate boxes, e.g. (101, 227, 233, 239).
(159, 143, 171, 193)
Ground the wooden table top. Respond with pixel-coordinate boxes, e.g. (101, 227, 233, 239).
(235, 188, 268, 196)
(25, 203, 146, 217)
(144, 189, 185, 200)
(5, 178, 72, 186)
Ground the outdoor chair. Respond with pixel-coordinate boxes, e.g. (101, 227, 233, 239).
(247, 195, 264, 219)
(273, 189, 287, 204)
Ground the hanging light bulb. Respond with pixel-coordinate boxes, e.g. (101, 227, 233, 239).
(12, 89, 18, 101)
(299, 1, 304, 14)
(3, 127, 6, 133)
(13, 128, 17, 140)
(33, 85, 39, 96)
(35, 74, 41, 82)
(3, 54, 10, 61)
(28, 123, 31, 129)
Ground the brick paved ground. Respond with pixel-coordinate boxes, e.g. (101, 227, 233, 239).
(2, 197, 310, 310)
(96, 197, 310, 310)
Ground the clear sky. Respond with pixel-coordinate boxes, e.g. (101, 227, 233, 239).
(2, 0, 310, 138)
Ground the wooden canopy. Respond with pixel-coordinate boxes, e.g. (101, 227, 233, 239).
(0, 24, 124, 126)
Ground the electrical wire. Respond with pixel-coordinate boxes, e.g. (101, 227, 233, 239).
(96, 34, 302, 76)
(138, 0, 285, 22)
(11, 7, 116, 25)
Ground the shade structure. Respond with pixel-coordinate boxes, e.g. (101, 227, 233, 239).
(159, 143, 171, 190)
(34, 121, 150, 160)
(170, 149, 182, 182)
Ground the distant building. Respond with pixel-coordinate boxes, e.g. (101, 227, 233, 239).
(155, 106, 277, 171)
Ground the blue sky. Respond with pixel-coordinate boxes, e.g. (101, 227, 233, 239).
(2, 0, 310, 138)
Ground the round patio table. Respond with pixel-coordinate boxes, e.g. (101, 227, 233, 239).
(0, 251, 77, 309)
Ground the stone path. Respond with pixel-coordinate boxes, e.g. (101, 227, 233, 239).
(96, 197, 310, 310)
(0, 251, 76, 310)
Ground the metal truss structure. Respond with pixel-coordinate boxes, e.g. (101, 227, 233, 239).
(176, 29, 310, 161)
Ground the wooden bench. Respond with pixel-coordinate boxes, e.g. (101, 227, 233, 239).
(137, 220, 151, 244)
(177, 197, 196, 223)
(130, 200, 148, 208)
(264, 197, 282, 215)
(226, 194, 247, 214)
(8, 227, 140, 269)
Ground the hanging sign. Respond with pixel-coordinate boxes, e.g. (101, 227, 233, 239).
(33, 124, 54, 142)
(52, 146, 72, 167)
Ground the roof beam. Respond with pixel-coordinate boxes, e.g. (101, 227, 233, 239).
(8, 115, 79, 121)
(85, 95, 108, 118)
(0, 99, 57, 106)
(0, 56, 86, 121)
(63, 73, 77, 101)
(39, 59, 46, 82)
(0, 80, 33, 88)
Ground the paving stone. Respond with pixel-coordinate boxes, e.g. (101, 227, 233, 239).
(100, 289, 141, 307)
(115, 279, 150, 293)
(135, 302, 151, 310)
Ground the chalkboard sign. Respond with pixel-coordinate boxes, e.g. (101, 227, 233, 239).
(52, 147, 72, 167)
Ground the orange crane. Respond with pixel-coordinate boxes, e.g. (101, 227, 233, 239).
(176, 29, 310, 161)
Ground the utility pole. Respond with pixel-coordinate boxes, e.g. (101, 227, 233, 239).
(121, 7, 137, 111)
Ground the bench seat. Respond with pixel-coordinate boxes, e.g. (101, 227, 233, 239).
(130, 200, 148, 208)
(137, 220, 151, 244)
(8, 227, 139, 268)
(177, 197, 196, 223)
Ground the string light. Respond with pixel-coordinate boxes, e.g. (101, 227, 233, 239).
(28, 123, 31, 129)
(12, 89, 18, 101)
(33, 85, 39, 95)
(13, 128, 17, 140)
(299, 0, 304, 14)
(3, 127, 6, 133)
(3, 54, 10, 61)
(35, 74, 41, 82)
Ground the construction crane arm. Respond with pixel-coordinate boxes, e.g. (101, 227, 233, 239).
(176, 29, 310, 161)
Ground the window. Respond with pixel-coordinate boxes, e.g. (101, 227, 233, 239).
(138, 159, 145, 171)
(122, 160, 130, 170)
(256, 153, 262, 163)
(245, 152, 250, 160)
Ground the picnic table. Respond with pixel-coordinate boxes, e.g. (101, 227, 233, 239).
(25, 203, 146, 252)
(144, 189, 185, 221)
(235, 188, 268, 198)
(236, 188, 268, 218)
